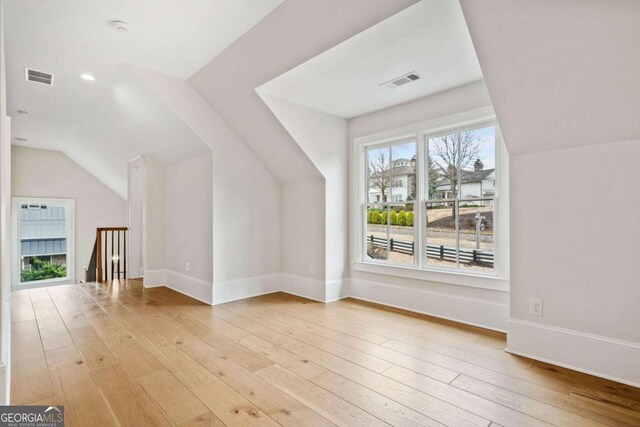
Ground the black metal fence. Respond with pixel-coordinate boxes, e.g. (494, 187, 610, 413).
(367, 234, 494, 266)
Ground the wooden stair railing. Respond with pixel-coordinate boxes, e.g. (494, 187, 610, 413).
(89, 227, 128, 282)
(86, 239, 98, 282)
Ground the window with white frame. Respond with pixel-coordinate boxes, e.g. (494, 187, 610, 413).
(361, 119, 500, 276)
(365, 137, 417, 265)
(12, 197, 76, 288)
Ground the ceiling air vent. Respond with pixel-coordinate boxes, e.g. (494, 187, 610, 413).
(25, 68, 54, 86)
(380, 72, 421, 89)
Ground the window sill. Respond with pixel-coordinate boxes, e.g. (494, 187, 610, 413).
(13, 277, 74, 291)
(353, 261, 509, 292)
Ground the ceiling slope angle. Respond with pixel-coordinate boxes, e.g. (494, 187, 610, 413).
(189, 0, 418, 183)
(257, 0, 483, 119)
(13, 64, 209, 199)
(459, 0, 640, 155)
(5, 0, 285, 197)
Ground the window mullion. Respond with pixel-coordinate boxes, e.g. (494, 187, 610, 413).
(455, 132, 461, 269)
(418, 133, 426, 269)
(455, 200, 460, 269)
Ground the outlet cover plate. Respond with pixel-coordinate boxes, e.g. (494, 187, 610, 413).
(529, 298, 543, 316)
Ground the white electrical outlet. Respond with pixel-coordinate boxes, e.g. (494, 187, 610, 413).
(529, 298, 543, 316)
(185, 262, 190, 272)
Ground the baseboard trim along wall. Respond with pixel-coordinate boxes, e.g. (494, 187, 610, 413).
(143, 271, 508, 331)
(140, 271, 640, 387)
(279, 274, 350, 303)
(143, 269, 166, 288)
(349, 277, 509, 332)
(212, 274, 281, 305)
(507, 318, 640, 388)
(280, 273, 326, 302)
(325, 278, 350, 302)
(144, 269, 213, 305)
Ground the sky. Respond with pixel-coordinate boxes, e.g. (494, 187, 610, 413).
(466, 126, 496, 169)
(368, 125, 496, 170)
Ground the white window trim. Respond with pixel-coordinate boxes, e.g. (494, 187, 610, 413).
(11, 197, 76, 290)
(351, 106, 509, 291)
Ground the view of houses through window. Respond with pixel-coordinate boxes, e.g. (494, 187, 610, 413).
(365, 124, 497, 273)
(19, 203, 68, 283)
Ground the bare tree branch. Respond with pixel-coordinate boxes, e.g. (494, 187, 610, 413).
(368, 149, 390, 202)
(430, 131, 483, 195)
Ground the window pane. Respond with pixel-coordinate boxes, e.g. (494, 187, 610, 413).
(20, 204, 68, 282)
(389, 202, 415, 265)
(391, 141, 416, 202)
(367, 146, 390, 203)
(428, 125, 496, 200)
(428, 133, 459, 199)
(458, 199, 494, 272)
(365, 204, 388, 261)
(460, 126, 496, 199)
(425, 201, 457, 268)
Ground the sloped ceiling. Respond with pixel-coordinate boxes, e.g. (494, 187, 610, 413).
(5, 0, 284, 197)
(460, 0, 640, 154)
(10, 64, 208, 199)
(189, 0, 418, 183)
(258, 0, 482, 119)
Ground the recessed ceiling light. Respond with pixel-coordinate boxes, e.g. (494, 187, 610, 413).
(110, 20, 130, 33)
(80, 74, 96, 81)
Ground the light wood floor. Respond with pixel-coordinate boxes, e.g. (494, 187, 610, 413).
(10, 280, 640, 426)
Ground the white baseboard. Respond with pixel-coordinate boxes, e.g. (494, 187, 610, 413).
(141, 271, 640, 388)
(280, 274, 351, 303)
(507, 318, 640, 388)
(143, 269, 213, 305)
(164, 270, 213, 305)
(143, 269, 166, 287)
(325, 278, 350, 302)
(349, 277, 509, 332)
(212, 274, 280, 305)
(280, 274, 326, 302)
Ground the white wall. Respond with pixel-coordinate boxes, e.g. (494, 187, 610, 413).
(348, 81, 510, 331)
(0, 0, 11, 402)
(132, 67, 281, 302)
(11, 147, 128, 283)
(281, 179, 325, 280)
(164, 152, 213, 287)
(508, 139, 640, 386)
(142, 153, 166, 274)
(259, 94, 349, 300)
(460, 0, 640, 386)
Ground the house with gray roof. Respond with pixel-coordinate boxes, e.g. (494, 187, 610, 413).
(434, 165, 496, 200)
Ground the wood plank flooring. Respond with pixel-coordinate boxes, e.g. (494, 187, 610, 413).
(10, 280, 640, 426)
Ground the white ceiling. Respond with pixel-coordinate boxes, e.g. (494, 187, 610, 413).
(5, 0, 284, 197)
(257, 0, 482, 119)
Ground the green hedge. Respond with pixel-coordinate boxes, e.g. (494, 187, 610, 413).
(367, 209, 414, 227)
(21, 257, 66, 282)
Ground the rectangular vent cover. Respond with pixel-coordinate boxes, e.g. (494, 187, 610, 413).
(25, 68, 54, 85)
(380, 72, 421, 89)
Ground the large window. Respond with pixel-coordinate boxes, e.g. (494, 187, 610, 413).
(358, 113, 504, 281)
